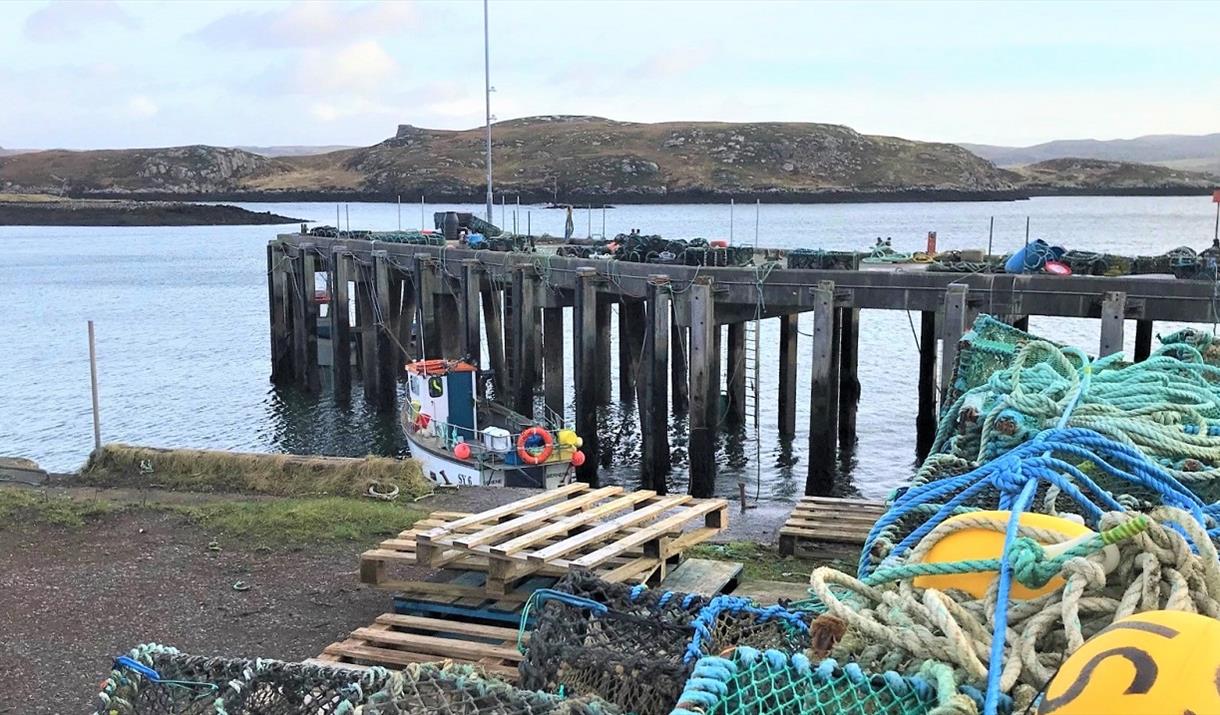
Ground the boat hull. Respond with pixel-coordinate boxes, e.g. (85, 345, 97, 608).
(405, 429, 575, 490)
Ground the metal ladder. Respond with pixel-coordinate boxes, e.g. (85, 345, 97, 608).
(742, 317, 763, 504)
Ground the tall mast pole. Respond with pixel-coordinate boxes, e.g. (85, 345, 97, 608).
(483, 0, 493, 223)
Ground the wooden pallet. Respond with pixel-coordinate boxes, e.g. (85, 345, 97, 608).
(392, 571, 556, 626)
(315, 613, 525, 682)
(413, 484, 729, 595)
(778, 496, 887, 556)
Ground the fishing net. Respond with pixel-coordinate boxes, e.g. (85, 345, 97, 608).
(95, 644, 619, 715)
(671, 647, 980, 715)
(520, 572, 814, 715)
(306, 226, 445, 245)
(786, 249, 863, 271)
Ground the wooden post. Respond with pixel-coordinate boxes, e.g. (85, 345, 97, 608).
(87, 320, 101, 451)
(267, 242, 292, 383)
(1099, 291, 1126, 358)
(671, 319, 689, 414)
(777, 313, 798, 437)
(543, 306, 565, 419)
(502, 281, 516, 388)
(726, 322, 746, 423)
(619, 301, 646, 403)
(806, 281, 838, 496)
(371, 251, 397, 411)
(916, 310, 939, 462)
(329, 246, 352, 398)
(596, 300, 612, 404)
(512, 265, 538, 418)
(293, 243, 320, 392)
(574, 268, 600, 486)
(395, 270, 416, 376)
(461, 260, 482, 366)
(413, 255, 438, 359)
(1134, 319, 1154, 362)
(641, 276, 671, 493)
(481, 285, 508, 398)
(438, 293, 463, 358)
(688, 279, 717, 498)
(838, 307, 861, 452)
(939, 283, 968, 402)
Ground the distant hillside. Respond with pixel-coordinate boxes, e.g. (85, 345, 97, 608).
(961, 133, 1220, 175)
(1, 117, 1213, 203)
(0, 146, 35, 157)
(1013, 158, 1216, 195)
(236, 145, 359, 157)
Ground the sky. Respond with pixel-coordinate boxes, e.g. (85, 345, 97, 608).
(1, 0, 1217, 150)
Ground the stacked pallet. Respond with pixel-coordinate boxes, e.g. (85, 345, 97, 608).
(778, 496, 886, 556)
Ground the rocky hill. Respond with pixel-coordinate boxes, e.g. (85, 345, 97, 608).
(1, 117, 1213, 203)
(961, 133, 1220, 175)
(1012, 158, 1217, 195)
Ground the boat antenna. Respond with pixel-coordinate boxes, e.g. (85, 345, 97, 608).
(483, 0, 493, 224)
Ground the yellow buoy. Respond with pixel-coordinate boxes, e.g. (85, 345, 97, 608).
(1038, 610, 1220, 715)
(912, 511, 1094, 599)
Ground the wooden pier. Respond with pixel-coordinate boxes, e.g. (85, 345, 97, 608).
(269, 233, 1218, 497)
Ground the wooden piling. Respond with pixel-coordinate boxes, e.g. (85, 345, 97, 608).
(511, 265, 538, 418)
(395, 268, 416, 375)
(807, 281, 838, 496)
(481, 286, 508, 398)
(292, 243, 320, 392)
(438, 293, 463, 358)
(371, 250, 398, 411)
(543, 306, 565, 418)
(777, 313, 798, 437)
(939, 284, 969, 402)
(1099, 291, 1126, 358)
(413, 255, 438, 359)
(502, 281, 516, 388)
(596, 301, 612, 404)
(329, 246, 352, 398)
(461, 259, 482, 366)
(726, 322, 746, 423)
(267, 242, 292, 383)
(837, 307, 861, 451)
(641, 276, 671, 493)
(916, 310, 939, 462)
(619, 301, 646, 403)
(688, 279, 717, 498)
(573, 268, 600, 486)
(1134, 319, 1154, 362)
(671, 320, 689, 414)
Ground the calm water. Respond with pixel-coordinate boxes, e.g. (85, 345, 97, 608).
(3, 196, 1218, 501)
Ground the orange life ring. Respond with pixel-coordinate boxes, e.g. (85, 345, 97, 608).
(517, 427, 554, 465)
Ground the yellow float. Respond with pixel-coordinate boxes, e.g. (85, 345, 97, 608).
(1038, 610, 1220, 715)
(912, 511, 1114, 599)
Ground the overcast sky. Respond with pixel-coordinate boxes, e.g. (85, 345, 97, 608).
(2, 0, 1217, 150)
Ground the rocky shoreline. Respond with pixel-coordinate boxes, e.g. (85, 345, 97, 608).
(0, 197, 304, 226)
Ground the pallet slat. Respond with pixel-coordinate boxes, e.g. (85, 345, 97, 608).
(779, 496, 886, 555)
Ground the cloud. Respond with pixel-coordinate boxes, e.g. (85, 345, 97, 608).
(189, 1, 416, 49)
(126, 96, 159, 119)
(24, 0, 138, 43)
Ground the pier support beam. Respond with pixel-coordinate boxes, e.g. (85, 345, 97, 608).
(413, 255, 439, 359)
(461, 260, 482, 367)
(481, 286, 507, 399)
(292, 243, 320, 392)
(641, 276, 671, 494)
(438, 293, 462, 358)
(329, 247, 353, 399)
(916, 310, 939, 463)
(838, 307, 861, 452)
(1135, 319, 1154, 362)
(939, 284, 969, 402)
(1099, 291, 1126, 358)
(726, 322, 747, 424)
(574, 268, 600, 486)
(370, 251, 398, 411)
(688, 279, 717, 498)
(511, 266, 538, 418)
(596, 301, 612, 404)
(777, 313, 798, 438)
(395, 271, 416, 375)
(671, 320, 689, 414)
(502, 282, 516, 389)
(807, 281, 839, 496)
(543, 307, 565, 419)
(619, 301, 646, 403)
(267, 242, 292, 384)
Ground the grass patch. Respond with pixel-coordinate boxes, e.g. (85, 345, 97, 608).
(689, 541, 858, 583)
(0, 488, 115, 528)
(81, 444, 431, 500)
(169, 497, 423, 545)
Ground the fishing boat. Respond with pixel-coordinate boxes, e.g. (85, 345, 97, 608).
(401, 359, 584, 489)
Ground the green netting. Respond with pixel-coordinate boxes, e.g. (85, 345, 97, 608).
(669, 648, 990, 715)
(95, 644, 619, 715)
